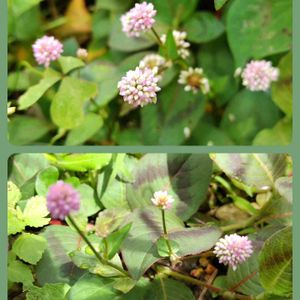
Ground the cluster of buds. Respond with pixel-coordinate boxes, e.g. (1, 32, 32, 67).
(213, 234, 253, 271)
(121, 2, 157, 37)
(32, 36, 63, 67)
(237, 60, 279, 92)
(118, 67, 161, 107)
(46, 181, 80, 220)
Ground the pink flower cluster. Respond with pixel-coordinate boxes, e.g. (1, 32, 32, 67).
(213, 234, 253, 271)
(46, 181, 80, 220)
(121, 2, 156, 37)
(241, 60, 279, 91)
(118, 67, 160, 107)
(32, 36, 63, 67)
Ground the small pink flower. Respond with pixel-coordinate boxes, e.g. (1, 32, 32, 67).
(46, 181, 80, 220)
(151, 191, 174, 210)
(118, 67, 161, 107)
(32, 36, 63, 67)
(121, 2, 156, 37)
(213, 234, 253, 271)
(241, 60, 279, 91)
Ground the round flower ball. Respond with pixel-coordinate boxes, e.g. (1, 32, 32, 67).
(241, 60, 279, 91)
(213, 234, 253, 271)
(121, 2, 157, 37)
(46, 181, 80, 220)
(32, 35, 63, 67)
(118, 67, 161, 107)
(151, 191, 174, 210)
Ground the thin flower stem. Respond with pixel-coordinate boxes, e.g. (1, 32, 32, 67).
(67, 215, 129, 277)
(221, 199, 271, 233)
(161, 209, 173, 256)
(157, 266, 253, 300)
(151, 27, 163, 46)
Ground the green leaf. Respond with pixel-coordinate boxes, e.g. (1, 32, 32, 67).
(126, 154, 212, 221)
(122, 207, 183, 279)
(221, 89, 281, 144)
(226, 247, 264, 296)
(146, 277, 195, 300)
(9, 154, 49, 188)
(165, 30, 179, 60)
(192, 121, 234, 145)
(8, 116, 50, 145)
(68, 273, 118, 300)
(35, 166, 59, 196)
(8, 181, 21, 210)
(253, 118, 292, 146)
(69, 246, 124, 277)
(197, 37, 237, 106)
(8, 209, 26, 235)
(156, 237, 179, 257)
(95, 208, 130, 238)
(261, 196, 292, 226)
(214, 0, 229, 10)
(26, 283, 70, 300)
(65, 113, 103, 145)
(211, 153, 287, 190)
(23, 196, 51, 227)
(47, 153, 112, 172)
(77, 184, 101, 217)
(106, 223, 132, 259)
(109, 18, 155, 52)
(18, 68, 61, 110)
(151, 0, 199, 25)
(184, 12, 224, 43)
(50, 77, 98, 129)
(81, 63, 122, 107)
(227, 0, 292, 66)
(9, 0, 42, 17)
(113, 277, 137, 293)
(259, 227, 292, 296)
(12, 233, 47, 265)
(142, 81, 206, 145)
(36, 225, 86, 285)
(122, 207, 221, 279)
(272, 52, 292, 116)
(168, 226, 222, 257)
(8, 259, 34, 286)
(275, 177, 292, 203)
(96, 0, 130, 11)
(58, 56, 85, 74)
(97, 175, 129, 209)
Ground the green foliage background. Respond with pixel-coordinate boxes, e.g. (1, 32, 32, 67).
(7, 0, 292, 145)
(7, 153, 293, 299)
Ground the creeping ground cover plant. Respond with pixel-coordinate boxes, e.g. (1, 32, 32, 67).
(7, 153, 293, 299)
(8, 0, 292, 145)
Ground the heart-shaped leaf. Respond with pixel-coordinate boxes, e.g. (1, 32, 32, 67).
(126, 153, 212, 221)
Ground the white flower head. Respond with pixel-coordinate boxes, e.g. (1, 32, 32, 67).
(139, 54, 170, 80)
(151, 191, 174, 210)
(161, 30, 190, 59)
(77, 48, 88, 60)
(178, 67, 210, 94)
